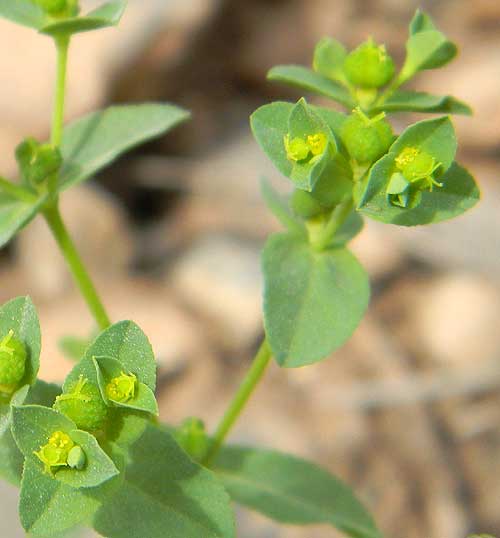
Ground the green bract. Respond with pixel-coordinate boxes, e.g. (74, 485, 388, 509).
(16, 137, 63, 186)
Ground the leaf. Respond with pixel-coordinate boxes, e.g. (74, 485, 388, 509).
(391, 116, 457, 172)
(0, 192, 46, 248)
(91, 423, 236, 538)
(357, 159, 480, 226)
(260, 178, 306, 237)
(375, 90, 472, 116)
(0, 0, 46, 29)
(58, 103, 190, 191)
(262, 233, 370, 367)
(409, 9, 437, 34)
(214, 445, 381, 538)
(0, 429, 24, 486)
(268, 65, 354, 108)
(331, 211, 364, 247)
(313, 37, 347, 82)
(84, 320, 157, 391)
(94, 356, 159, 416)
(0, 296, 41, 386)
(400, 30, 457, 83)
(40, 0, 127, 36)
(20, 460, 101, 537)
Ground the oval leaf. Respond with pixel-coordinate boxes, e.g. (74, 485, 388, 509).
(214, 445, 381, 538)
(375, 90, 471, 116)
(0, 193, 46, 248)
(0, 0, 46, 29)
(262, 233, 370, 367)
(58, 103, 190, 191)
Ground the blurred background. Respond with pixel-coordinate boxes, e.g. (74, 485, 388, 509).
(1, 0, 500, 536)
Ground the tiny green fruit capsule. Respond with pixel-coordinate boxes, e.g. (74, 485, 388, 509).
(290, 189, 324, 218)
(16, 137, 62, 186)
(340, 108, 393, 164)
(54, 375, 109, 432)
(395, 146, 442, 190)
(0, 330, 27, 391)
(67, 445, 86, 470)
(343, 38, 395, 89)
(175, 418, 210, 462)
(284, 135, 311, 162)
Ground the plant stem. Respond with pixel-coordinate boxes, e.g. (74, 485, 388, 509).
(51, 35, 70, 149)
(43, 204, 112, 331)
(203, 338, 273, 465)
(313, 196, 354, 251)
(0, 177, 36, 203)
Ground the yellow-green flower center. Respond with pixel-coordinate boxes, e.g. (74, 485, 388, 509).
(34, 431, 79, 476)
(105, 372, 137, 403)
(284, 132, 328, 163)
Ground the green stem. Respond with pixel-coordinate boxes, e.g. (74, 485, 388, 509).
(312, 197, 354, 251)
(51, 35, 70, 149)
(0, 177, 36, 203)
(203, 338, 273, 466)
(43, 204, 112, 331)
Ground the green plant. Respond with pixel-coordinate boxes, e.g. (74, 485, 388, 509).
(0, 3, 479, 537)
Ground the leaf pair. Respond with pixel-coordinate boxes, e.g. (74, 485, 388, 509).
(0, 0, 126, 37)
(356, 116, 479, 225)
(0, 103, 190, 249)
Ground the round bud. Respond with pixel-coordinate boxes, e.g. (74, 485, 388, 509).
(16, 137, 62, 186)
(340, 110, 393, 164)
(343, 39, 395, 89)
(0, 330, 27, 389)
(175, 418, 209, 462)
(284, 135, 310, 162)
(67, 446, 86, 470)
(54, 376, 109, 432)
(290, 189, 324, 218)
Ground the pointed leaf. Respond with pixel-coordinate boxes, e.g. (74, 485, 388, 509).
(268, 65, 354, 108)
(260, 178, 305, 236)
(0, 0, 46, 29)
(58, 103, 190, 191)
(84, 320, 157, 391)
(92, 424, 236, 538)
(41, 0, 127, 36)
(262, 233, 370, 367)
(214, 445, 381, 538)
(0, 429, 24, 486)
(409, 9, 436, 34)
(0, 192, 46, 248)
(313, 38, 347, 82)
(375, 90, 472, 115)
(357, 159, 480, 226)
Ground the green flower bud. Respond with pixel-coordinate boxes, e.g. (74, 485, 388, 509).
(34, 430, 82, 476)
(0, 330, 27, 394)
(54, 375, 109, 432)
(16, 137, 62, 186)
(340, 108, 394, 164)
(105, 371, 137, 404)
(386, 172, 421, 208)
(343, 38, 395, 89)
(33, 0, 79, 17)
(67, 445, 86, 470)
(290, 189, 324, 218)
(175, 418, 209, 462)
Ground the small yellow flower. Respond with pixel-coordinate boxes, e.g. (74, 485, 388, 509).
(284, 135, 310, 162)
(307, 133, 327, 156)
(34, 431, 75, 476)
(106, 371, 137, 403)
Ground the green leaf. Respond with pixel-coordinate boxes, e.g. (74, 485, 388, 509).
(0, 192, 46, 248)
(0, 385, 29, 436)
(0, 0, 46, 29)
(58, 103, 190, 191)
(214, 445, 381, 538)
(84, 320, 157, 391)
(40, 0, 127, 36)
(313, 38, 347, 82)
(262, 233, 370, 367)
(268, 65, 354, 108)
(400, 30, 457, 83)
(409, 9, 437, 34)
(375, 90, 472, 116)
(331, 211, 364, 247)
(0, 296, 41, 386)
(357, 159, 480, 226)
(0, 429, 24, 486)
(310, 105, 347, 138)
(20, 460, 101, 537)
(92, 423, 236, 538)
(260, 178, 306, 237)
(392, 116, 457, 172)
(94, 356, 159, 416)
